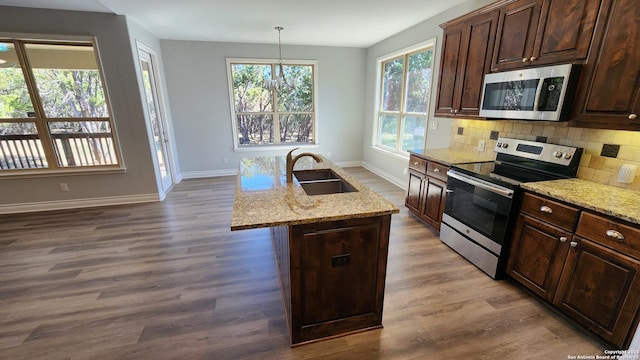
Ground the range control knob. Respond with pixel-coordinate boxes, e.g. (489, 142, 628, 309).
(553, 151, 563, 158)
(496, 142, 502, 148)
(502, 143, 509, 148)
(563, 153, 572, 160)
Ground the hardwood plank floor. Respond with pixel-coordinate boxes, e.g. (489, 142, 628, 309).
(0, 167, 607, 359)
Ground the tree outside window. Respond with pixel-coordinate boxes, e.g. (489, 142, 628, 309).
(228, 60, 316, 148)
(377, 42, 435, 153)
(0, 40, 120, 171)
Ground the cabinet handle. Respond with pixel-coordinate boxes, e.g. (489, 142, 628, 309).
(433, 168, 440, 173)
(414, 161, 420, 166)
(570, 241, 578, 248)
(630, 113, 638, 120)
(454, 109, 458, 114)
(522, 57, 528, 62)
(606, 229, 625, 241)
(540, 205, 553, 214)
(529, 56, 537, 62)
(450, 109, 454, 113)
(559, 236, 568, 242)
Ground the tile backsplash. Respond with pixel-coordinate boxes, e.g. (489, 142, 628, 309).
(448, 119, 640, 191)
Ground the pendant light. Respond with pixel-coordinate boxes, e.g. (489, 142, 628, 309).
(265, 26, 297, 90)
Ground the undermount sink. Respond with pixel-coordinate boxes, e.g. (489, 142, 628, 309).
(293, 169, 357, 195)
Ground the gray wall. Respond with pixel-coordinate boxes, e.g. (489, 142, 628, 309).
(160, 40, 366, 177)
(0, 6, 159, 208)
(361, 0, 496, 187)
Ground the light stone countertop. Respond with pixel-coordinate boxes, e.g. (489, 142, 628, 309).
(521, 178, 640, 225)
(230, 155, 399, 231)
(409, 148, 496, 165)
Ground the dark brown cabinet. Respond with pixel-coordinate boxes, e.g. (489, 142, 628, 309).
(405, 154, 449, 231)
(569, 0, 640, 130)
(492, 0, 602, 71)
(508, 213, 572, 301)
(507, 191, 640, 348)
(435, 9, 499, 118)
(273, 215, 391, 345)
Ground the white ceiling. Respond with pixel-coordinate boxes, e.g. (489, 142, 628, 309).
(0, 0, 468, 47)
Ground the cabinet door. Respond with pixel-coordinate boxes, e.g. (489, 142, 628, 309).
(554, 237, 640, 347)
(532, 0, 602, 65)
(405, 170, 424, 215)
(569, 0, 640, 130)
(457, 10, 499, 117)
(507, 214, 571, 301)
(420, 177, 446, 230)
(492, 0, 543, 71)
(434, 22, 466, 117)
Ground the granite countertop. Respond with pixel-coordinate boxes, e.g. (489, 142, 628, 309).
(409, 148, 496, 165)
(521, 178, 640, 225)
(230, 155, 399, 231)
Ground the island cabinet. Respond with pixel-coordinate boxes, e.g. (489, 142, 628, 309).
(271, 215, 391, 346)
(507, 191, 640, 348)
(434, 8, 499, 118)
(568, 0, 640, 130)
(406, 154, 448, 231)
(491, 0, 602, 71)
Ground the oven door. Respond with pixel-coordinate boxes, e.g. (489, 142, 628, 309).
(444, 170, 514, 250)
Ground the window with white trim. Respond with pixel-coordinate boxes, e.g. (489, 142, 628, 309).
(227, 60, 316, 149)
(376, 40, 435, 154)
(0, 39, 121, 172)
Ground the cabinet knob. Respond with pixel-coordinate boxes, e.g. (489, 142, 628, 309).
(540, 205, 553, 214)
(570, 241, 578, 248)
(450, 109, 454, 113)
(630, 113, 638, 120)
(559, 236, 568, 242)
(522, 58, 529, 62)
(433, 168, 440, 173)
(529, 56, 537, 62)
(414, 161, 419, 166)
(454, 109, 458, 114)
(606, 229, 625, 241)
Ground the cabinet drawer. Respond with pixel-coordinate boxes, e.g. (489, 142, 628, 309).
(427, 161, 448, 181)
(576, 212, 640, 260)
(520, 193, 579, 231)
(409, 155, 427, 174)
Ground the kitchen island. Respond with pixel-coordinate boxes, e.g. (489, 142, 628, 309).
(231, 155, 399, 346)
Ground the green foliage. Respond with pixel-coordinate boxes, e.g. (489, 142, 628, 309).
(231, 63, 314, 146)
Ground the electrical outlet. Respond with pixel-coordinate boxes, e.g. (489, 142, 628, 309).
(478, 140, 486, 152)
(59, 183, 69, 192)
(429, 120, 438, 130)
(327, 152, 332, 159)
(223, 157, 229, 164)
(403, 167, 408, 175)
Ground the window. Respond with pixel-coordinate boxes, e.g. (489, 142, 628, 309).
(0, 39, 120, 172)
(227, 59, 316, 149)
(376, 40, 435, 154)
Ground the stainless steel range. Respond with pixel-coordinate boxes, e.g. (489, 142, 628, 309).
(440, 137, 583, 279)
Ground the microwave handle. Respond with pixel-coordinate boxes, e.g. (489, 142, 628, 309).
(533, 78, 545, 111)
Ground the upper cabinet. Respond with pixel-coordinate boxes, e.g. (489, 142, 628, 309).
(435, 9, 499, 118)
(569, 0, 640, 130)
(491, 0, 602, 71)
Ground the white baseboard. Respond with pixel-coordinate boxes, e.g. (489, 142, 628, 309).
(181, 169, 238, 179)
(0, 194, 160, 215)
(361, 161, 407, 190)
(333, 160, 363, 168)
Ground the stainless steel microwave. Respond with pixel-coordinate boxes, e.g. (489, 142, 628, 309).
(479, 64, 580, 121)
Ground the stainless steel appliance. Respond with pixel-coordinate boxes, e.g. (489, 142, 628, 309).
(440, 137, 583, 279)
(479, 64, 580, 121)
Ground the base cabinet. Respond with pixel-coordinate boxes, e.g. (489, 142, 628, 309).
(272, 215, 391, 346)
(554, 237, 640, 347)
(507, 191, 640, 348)
(405, 154, 449, 231)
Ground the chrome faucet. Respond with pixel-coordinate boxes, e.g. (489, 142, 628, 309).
(286, 147, 323, 183)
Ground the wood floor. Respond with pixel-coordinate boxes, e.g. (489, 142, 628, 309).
(0, 167, 607, 359)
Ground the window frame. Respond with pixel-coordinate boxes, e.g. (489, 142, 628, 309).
(226, 58, 319, 151)
(373, 38, 436, 156)
(0, 36, 124, 176)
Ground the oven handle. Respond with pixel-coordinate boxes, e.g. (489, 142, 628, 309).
(446, 170, 514, 199)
